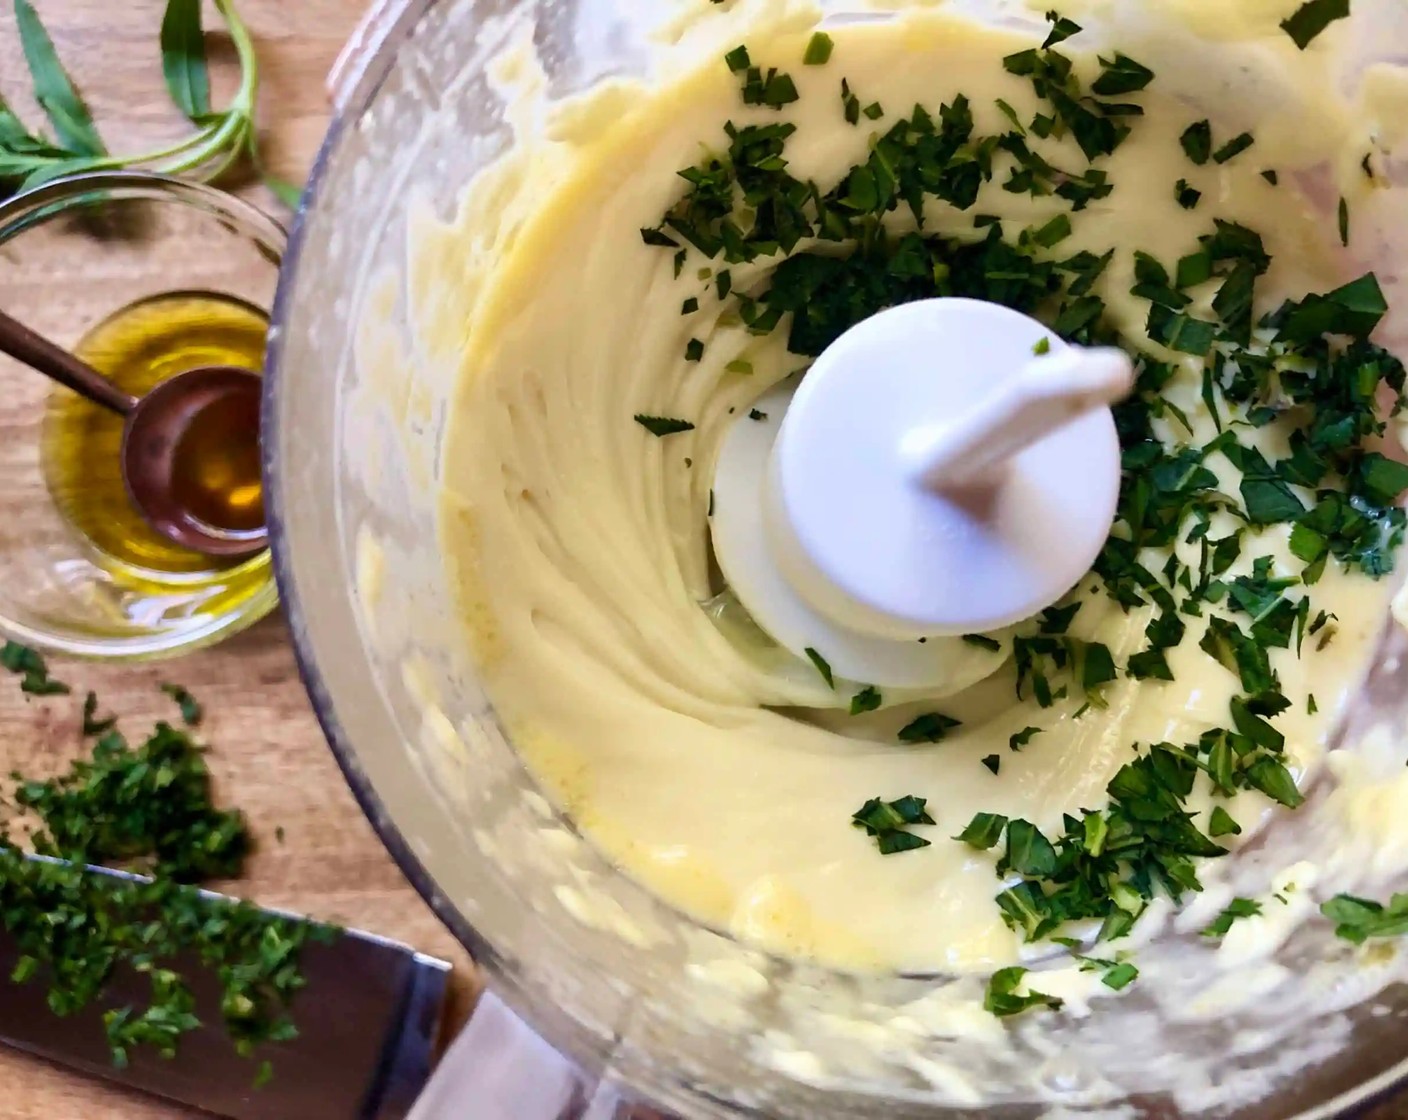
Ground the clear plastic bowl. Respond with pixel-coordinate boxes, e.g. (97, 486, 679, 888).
(0, 172, 284, 661)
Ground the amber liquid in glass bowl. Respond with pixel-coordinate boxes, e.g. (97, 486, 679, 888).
(41, 291, 270, 616)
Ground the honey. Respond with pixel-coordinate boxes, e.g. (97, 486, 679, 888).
(41, 291, 272, 612)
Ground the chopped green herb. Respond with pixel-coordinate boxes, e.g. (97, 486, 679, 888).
(1208, 807, 1242, 838)
(1, 641, 70, 696)
(160, 683, 203, 727)
(853, 795, 935, 854)
(805, 647, 835, 688)
(1100, 961, 1139, 990)
(633, 415, 695, 438)
(982, 754, 1001, 775)
(899, 712, 963, 743)
(955, 812, 1009, 850)
(1280, 0, 1351, 49)
(1033, 336, 1052, 355)
(685, 338, 705, 361)
(850, 686, 882, 715)
(1041, 10, 1083, 48)
(681, 296, 699, 315)
(1322, 893, 1408, 943)
(1010, 726, 1043, 752)
(1181, 120, 1212, 165)
(1338, 196, 1349, 246)
(725, 359, 754, 375)
(984, 966, 1063, 1017)
(1204, 898, 1262, 937)
(1175, 178, 1201, 209)
(862, 101, 884, 121)
(1091, 53, 1155, 97)
(1212, 132, 1254, 164)
(962, 633, 1003, 652)
(1261, 169, 1279, 185)
(724, 44, 751, 73)
(82, 691, 117, 737)
(748, 408, 768, 421)
(803, 32, 834, 66)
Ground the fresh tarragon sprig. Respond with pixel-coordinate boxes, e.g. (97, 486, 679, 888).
(0, 0, 298, 206)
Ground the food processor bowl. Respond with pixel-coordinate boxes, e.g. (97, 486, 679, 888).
(265, 1, 1408, 1115)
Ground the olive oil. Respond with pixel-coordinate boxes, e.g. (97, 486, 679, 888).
(41, 291, 272, 614)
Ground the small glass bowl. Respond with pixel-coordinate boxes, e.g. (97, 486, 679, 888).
(0, 172, 285, 660)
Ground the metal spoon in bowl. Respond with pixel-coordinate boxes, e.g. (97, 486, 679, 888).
(0, 307, 267, 560)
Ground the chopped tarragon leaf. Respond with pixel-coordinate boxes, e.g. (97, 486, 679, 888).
(956, 812, 1009, 850)
(1204, 898, 1263, 937)
(1003, 819, 1058, 877)
(1261, 169, 1279, 185)
(862, 101, 884, 120)
(1175, 178, 1201, 209)
(1033, 336, 1052, 355)
(160, 684, 203, 728)
(803, 31, 833, 66)
(1280, 0, 1351, 49)
(985, 966, 1063, 1017)
(82, 691, 117, 737)
(853, 795, 935, 854)
(962, 633, 1002, 652)
(1322, 893, 1408, 943)
(724, 44, 751, 73)
(1338, 196, 1350, 246)
(1010, 726, 1043, 751)
(850, 686, 882, 715)
(1208, 806, 1242, 838)
(1041, 10, 1082, 48)
(1, 641, 70, 697)
(748, 408, 767, 421)
(684, 338, 704, 361)
(1091, 53, 1154, 96)
(725, 359, 753, 375)
(804, 647, 835, 688)
(1181, 120, 1212, 165)
(741, 66, 800, 110)
(633, 415, 695, 437)
(840, 78, 861, 124)
(899, 712, 963, 743)
(1100, 962, 1139, 990)
(1212, 132, 1255, 164)
(681, 297, 699, 315)
(982, 754, 1001, 775)
(640, 228, 678, 247)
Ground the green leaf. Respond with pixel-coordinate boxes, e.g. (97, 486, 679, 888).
(1101, 962, 1139, 990)
(160, 683, 203, 728)
(1091, 53, 1154, 96)
(803, 32, 833, 66)
(160, 0, 212, 123)
(1041, 10, 1083, 48)
(984, 966, 1063, 1017)
(1321, 893, 1408, 943)
(1203, 898, 1262, 937)
(1181, 120, 1212, 165)
(1212, 132, 1255, 165)
(1245, 757, 1305, 809)
(1005, 819, 1058, 877)
(14, 0, 106, 156)
(955, 812, 1008, 850)
(1208, 807, 1242, 838)
(805, 647, 835, 689)
(849, 686, 881, 715)
(898, 712, 962, 743)
(1354, 453, 1408, 507)
(1280, 0, 1351, 49)
(633, 415, 695, 437)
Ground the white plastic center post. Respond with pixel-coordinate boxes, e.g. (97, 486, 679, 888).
(710, 298, 1134, 690)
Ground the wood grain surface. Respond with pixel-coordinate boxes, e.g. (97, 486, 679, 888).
(0, 2, 479, 1117)
(0, 3, 1406, 1120)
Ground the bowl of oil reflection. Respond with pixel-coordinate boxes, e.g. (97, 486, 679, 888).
(0, 173, 285, 659)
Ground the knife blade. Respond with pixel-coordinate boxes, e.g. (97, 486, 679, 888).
(0, 860, 451, 1119)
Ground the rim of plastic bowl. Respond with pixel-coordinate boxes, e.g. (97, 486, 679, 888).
(0, 171, 285, 662)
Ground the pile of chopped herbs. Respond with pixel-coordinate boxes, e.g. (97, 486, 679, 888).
(646, 2, 1407, 1011)
(0, 642, 333, 1082)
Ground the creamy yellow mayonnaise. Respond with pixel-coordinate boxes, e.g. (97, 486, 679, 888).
(426, 2, 1399, 976)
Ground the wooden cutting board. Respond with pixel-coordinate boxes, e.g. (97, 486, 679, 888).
(0, 3, 1404, 1119)
(0, 2, 477, 1117)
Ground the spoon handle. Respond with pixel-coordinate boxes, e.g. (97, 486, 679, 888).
(0, 307, 137, 416)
